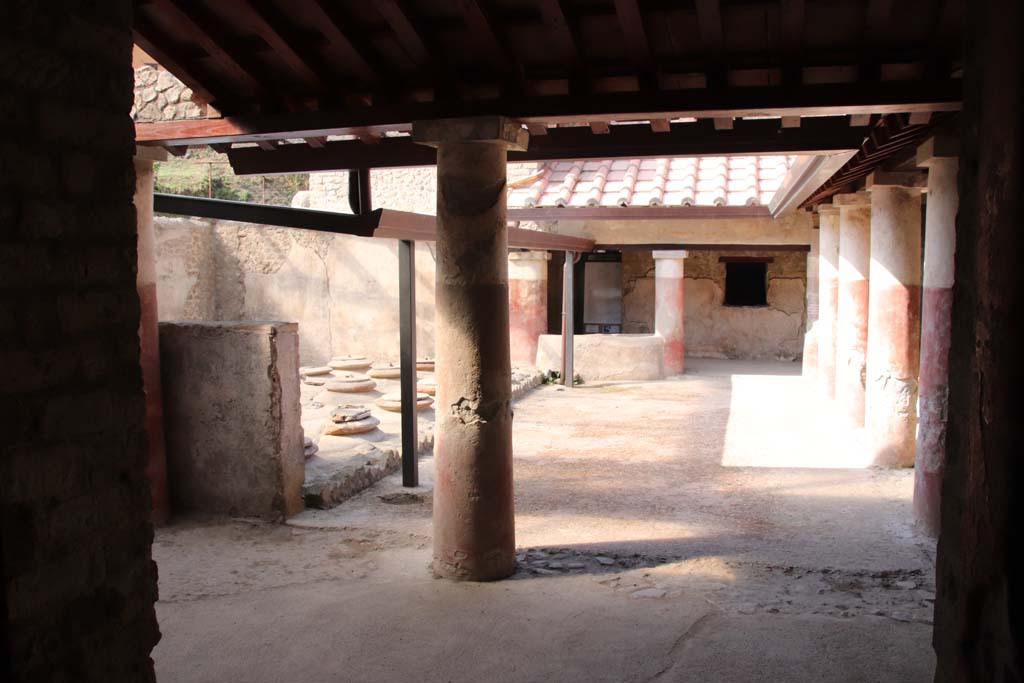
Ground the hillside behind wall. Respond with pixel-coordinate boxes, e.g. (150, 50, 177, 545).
(1, 2, 160, 680)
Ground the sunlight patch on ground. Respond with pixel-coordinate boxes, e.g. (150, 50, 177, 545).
(720, 373, 876, 469)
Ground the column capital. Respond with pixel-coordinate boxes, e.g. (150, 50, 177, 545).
(134, 145, 168, 163)
(865, 169, 927, 191)
(508, 249, 551, 262)
(916, 135, 959, 168)
(652, 249, 689, 260)
(832, 192, 871, 207)
(412, 116, 529, 151)
(817, 205, 841, 216)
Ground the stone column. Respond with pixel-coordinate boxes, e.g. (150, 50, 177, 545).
(865, 176, 924, 467)
(914, 138, 959, 533)
(834, 193, 871, 426)
(134, 149, 169, 525)
(816, 206, 841, 397)
(802, 230, 820, 379)
(413, 117, 528, 581)
(653, 250, 688, 376)
(508, 250, 550, 367)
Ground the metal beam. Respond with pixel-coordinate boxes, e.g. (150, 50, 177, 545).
(398, 239, 419, 487)
(152, 193, 382, 235)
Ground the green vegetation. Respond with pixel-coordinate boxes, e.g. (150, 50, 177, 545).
(153, 147, 308, 205)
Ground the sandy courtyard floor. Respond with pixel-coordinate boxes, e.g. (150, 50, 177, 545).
(153, 359, 937, 682)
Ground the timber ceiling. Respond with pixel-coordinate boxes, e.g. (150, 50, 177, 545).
(133, 0, 964, 189)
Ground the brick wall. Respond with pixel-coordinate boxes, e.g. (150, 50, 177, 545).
(0, 2, 160, 681)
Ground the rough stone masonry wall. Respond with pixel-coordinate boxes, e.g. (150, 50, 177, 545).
(622, 249, 806, 360)
(933, 0, 1024, 678)
(0, 2, 160, 681)
(152, 165, 541, 366)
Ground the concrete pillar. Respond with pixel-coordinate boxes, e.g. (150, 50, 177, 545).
(413, 117, 528, 581)
(508, 250, 550, 367)
(914, 138, 959, 533)
(833, 193, 871, 426)
(802, 229, 820, 379)
(134, 150, 169, 525)
(816, 206, 841, 397)
(865, 177, 924, 467)
(653, 250, 688, 375)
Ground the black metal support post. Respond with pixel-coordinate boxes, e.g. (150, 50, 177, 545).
(398, 239, 419, 487)
(562, 250, 574, 388)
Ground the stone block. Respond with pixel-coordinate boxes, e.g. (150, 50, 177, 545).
(160, 321, 304, 520)
(535, 333, 665, 381)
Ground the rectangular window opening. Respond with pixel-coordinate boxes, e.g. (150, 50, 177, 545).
(724, 261, 768, 306)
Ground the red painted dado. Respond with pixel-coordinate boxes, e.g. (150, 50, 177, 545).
(508, 277, 548, 366)
(866, 283, 922, 467)
(915, 285, 953, 532)
(869, 284, 923, 376)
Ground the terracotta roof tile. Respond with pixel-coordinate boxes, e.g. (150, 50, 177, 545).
(509, 155, 797, 209)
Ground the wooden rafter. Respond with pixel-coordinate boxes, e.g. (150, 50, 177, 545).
(132, 14, 219, 105)
(307, 0, 382, 85)
(376, 0, 434, 67)
(240, 0, 324, 93)
(147, 0, 266, 99)
(613, 0, 652, 67)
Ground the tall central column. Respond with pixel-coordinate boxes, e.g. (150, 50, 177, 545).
(865, 177, 924, 467)
(817, 206, 841, 398)
(413, 117, 528, 581)
(913, 137, 959, 535)
(653, 250, 688, 375)
(834, 193, 871, 426)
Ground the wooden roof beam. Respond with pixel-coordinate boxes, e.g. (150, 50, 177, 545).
(240, 0, 325, 93)
(132, 14, 219, 105)
(307, 0, 383, 85)
(147, 0, 266, 99)
(225, 117, 870, 175)
(135, 79, 962, 147)
(613, 0, 653, 67)
(376, 0, 434, 67)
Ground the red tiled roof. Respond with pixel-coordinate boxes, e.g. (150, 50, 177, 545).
(509, 156, 796, 209)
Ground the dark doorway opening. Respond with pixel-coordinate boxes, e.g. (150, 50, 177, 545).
(724, 262, 768, 306)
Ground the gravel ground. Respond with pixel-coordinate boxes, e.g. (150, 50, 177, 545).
(153, 358, 937, 682)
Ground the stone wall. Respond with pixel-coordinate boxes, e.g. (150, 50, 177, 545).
(160, 322, 304, 520)
(622, 250, 807, 360)
(0, 2, 160, 680)
(132, 63, 205, 122)
(154, 216, 439, 366)
(934, 0, 1023, 678)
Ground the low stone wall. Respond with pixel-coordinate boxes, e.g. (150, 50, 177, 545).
(535, 334, 664, 381)
(160, 321, 304, 520)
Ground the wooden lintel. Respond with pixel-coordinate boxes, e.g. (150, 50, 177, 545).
(134, 80, 963, 147)
(226, 117, 868, 175)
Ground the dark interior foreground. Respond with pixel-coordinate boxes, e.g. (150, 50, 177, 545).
(1, 1, 1021, 680)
